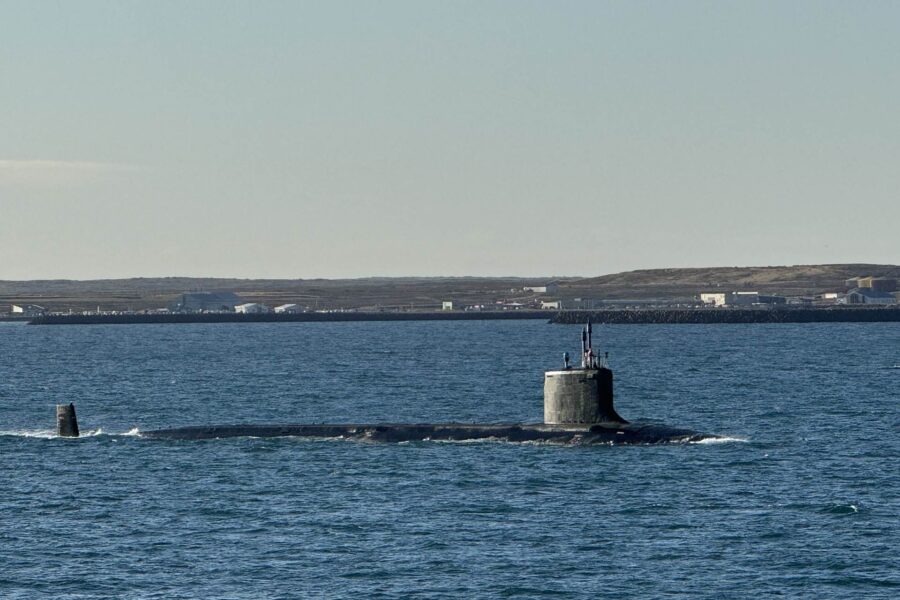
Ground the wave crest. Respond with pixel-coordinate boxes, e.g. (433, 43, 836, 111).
(690, 435, 749, 444)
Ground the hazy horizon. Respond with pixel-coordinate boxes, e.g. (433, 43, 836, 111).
(3, 2, 898, 279)
(2, 261, 898, 284)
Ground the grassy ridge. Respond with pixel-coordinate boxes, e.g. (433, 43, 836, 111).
(2, 264, 897, 312)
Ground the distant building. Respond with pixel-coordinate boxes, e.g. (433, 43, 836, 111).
(844, 288, 897, 305)
(816, 292, 844, 304)
(570, 298, 599, 310)
(441, 301, 453, 311)
(274, 303, 303, 314)
(730, 292, 759, 306)
(11, 304, 47, 317)
(235, 302, 271, 314)
(700, 293, 729, 307)
(846, 277, 897, 292)
(523, 282, 559, 295)
(700, 291, 783, 307)
(787, 297, 814, 306)
(868, 278, 897, 292)
(170, 292, 243, 312)
(540, 300, 562, 310)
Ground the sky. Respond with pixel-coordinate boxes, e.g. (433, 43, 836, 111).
(1, 1, 898, 280)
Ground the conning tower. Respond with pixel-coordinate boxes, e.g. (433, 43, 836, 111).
(543, 320, 627, 425)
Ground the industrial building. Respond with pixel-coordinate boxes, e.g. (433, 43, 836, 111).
(570, 298, 599, 310)
(441, 301, 453, 310)
(235, 303, 271, 314)
(541, 300, 563, 310)
(169, 292, 244, 312)
(700, 293, 729, 307)
(700, 292, 786, 307)
(845, 277, 897, 293)
(730, 292, 760, 306)
(11, 304, 47, 317)
(523, 282, 559, 294)
(844, 288, 897, 305)
(274, 304, 303, 314)
(502, 302, 525, 310)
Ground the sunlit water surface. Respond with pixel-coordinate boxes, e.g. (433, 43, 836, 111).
(1, 321, 897, 598)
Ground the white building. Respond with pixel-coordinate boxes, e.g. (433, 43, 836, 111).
(11, 304, 47, 317)
(541, 300, 562, 310)
(818, 292, 843, 304)
(235, 303, 271, 314)
(700, 293, 729, 307)
(274, 303, 302, 314)
(700, 291, 782, 307)
(441, 301, 453, 311)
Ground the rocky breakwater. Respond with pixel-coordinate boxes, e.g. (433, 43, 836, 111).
(551, 306, 900, 325)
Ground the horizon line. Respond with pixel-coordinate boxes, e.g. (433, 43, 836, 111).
(1, 262, 898, 284)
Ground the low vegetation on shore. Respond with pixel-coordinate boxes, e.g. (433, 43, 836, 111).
(2, 264, 897, 314)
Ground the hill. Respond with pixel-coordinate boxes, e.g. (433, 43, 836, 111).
(1, 264, 896, 312)
(563, 264, 900, 302)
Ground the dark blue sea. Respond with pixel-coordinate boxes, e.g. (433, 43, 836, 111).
(1, 320, 897, 599)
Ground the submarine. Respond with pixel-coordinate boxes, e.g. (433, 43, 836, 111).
(56, 322, 716, 444)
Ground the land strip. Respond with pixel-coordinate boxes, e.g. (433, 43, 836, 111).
(3, 263, 898, 315)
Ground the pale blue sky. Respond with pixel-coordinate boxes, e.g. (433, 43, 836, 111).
(1, 1, 898, 279)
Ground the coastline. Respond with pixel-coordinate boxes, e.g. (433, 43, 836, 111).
(551, 307, 900, 324)
(27, 310, 552, 325)
(21, 306, 900, 325)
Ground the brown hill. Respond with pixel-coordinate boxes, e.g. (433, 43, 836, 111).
(563, 264, 900, 302)
(0, 264, 897, 312)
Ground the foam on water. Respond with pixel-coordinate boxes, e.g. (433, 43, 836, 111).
(691, 435, 750, 444)
(0, 429, 57, 439)
(0, 427, 119, 439)
(428, 436, 580, 446)
(820, 503, 862, 515)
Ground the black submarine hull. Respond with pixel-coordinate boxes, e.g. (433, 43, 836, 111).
(141, 422, 713, 445)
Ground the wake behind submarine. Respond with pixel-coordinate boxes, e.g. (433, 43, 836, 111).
(118, 322, 716, 445)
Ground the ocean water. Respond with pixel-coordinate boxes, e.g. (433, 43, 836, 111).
(1, 320, 897, 599)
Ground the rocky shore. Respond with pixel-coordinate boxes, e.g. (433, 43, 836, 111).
(550, 307, 900, 324)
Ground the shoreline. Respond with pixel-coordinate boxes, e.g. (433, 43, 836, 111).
(21, 306, 900, 325)
(551, 307, 900, 324)
(27, 310, 552, 325)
